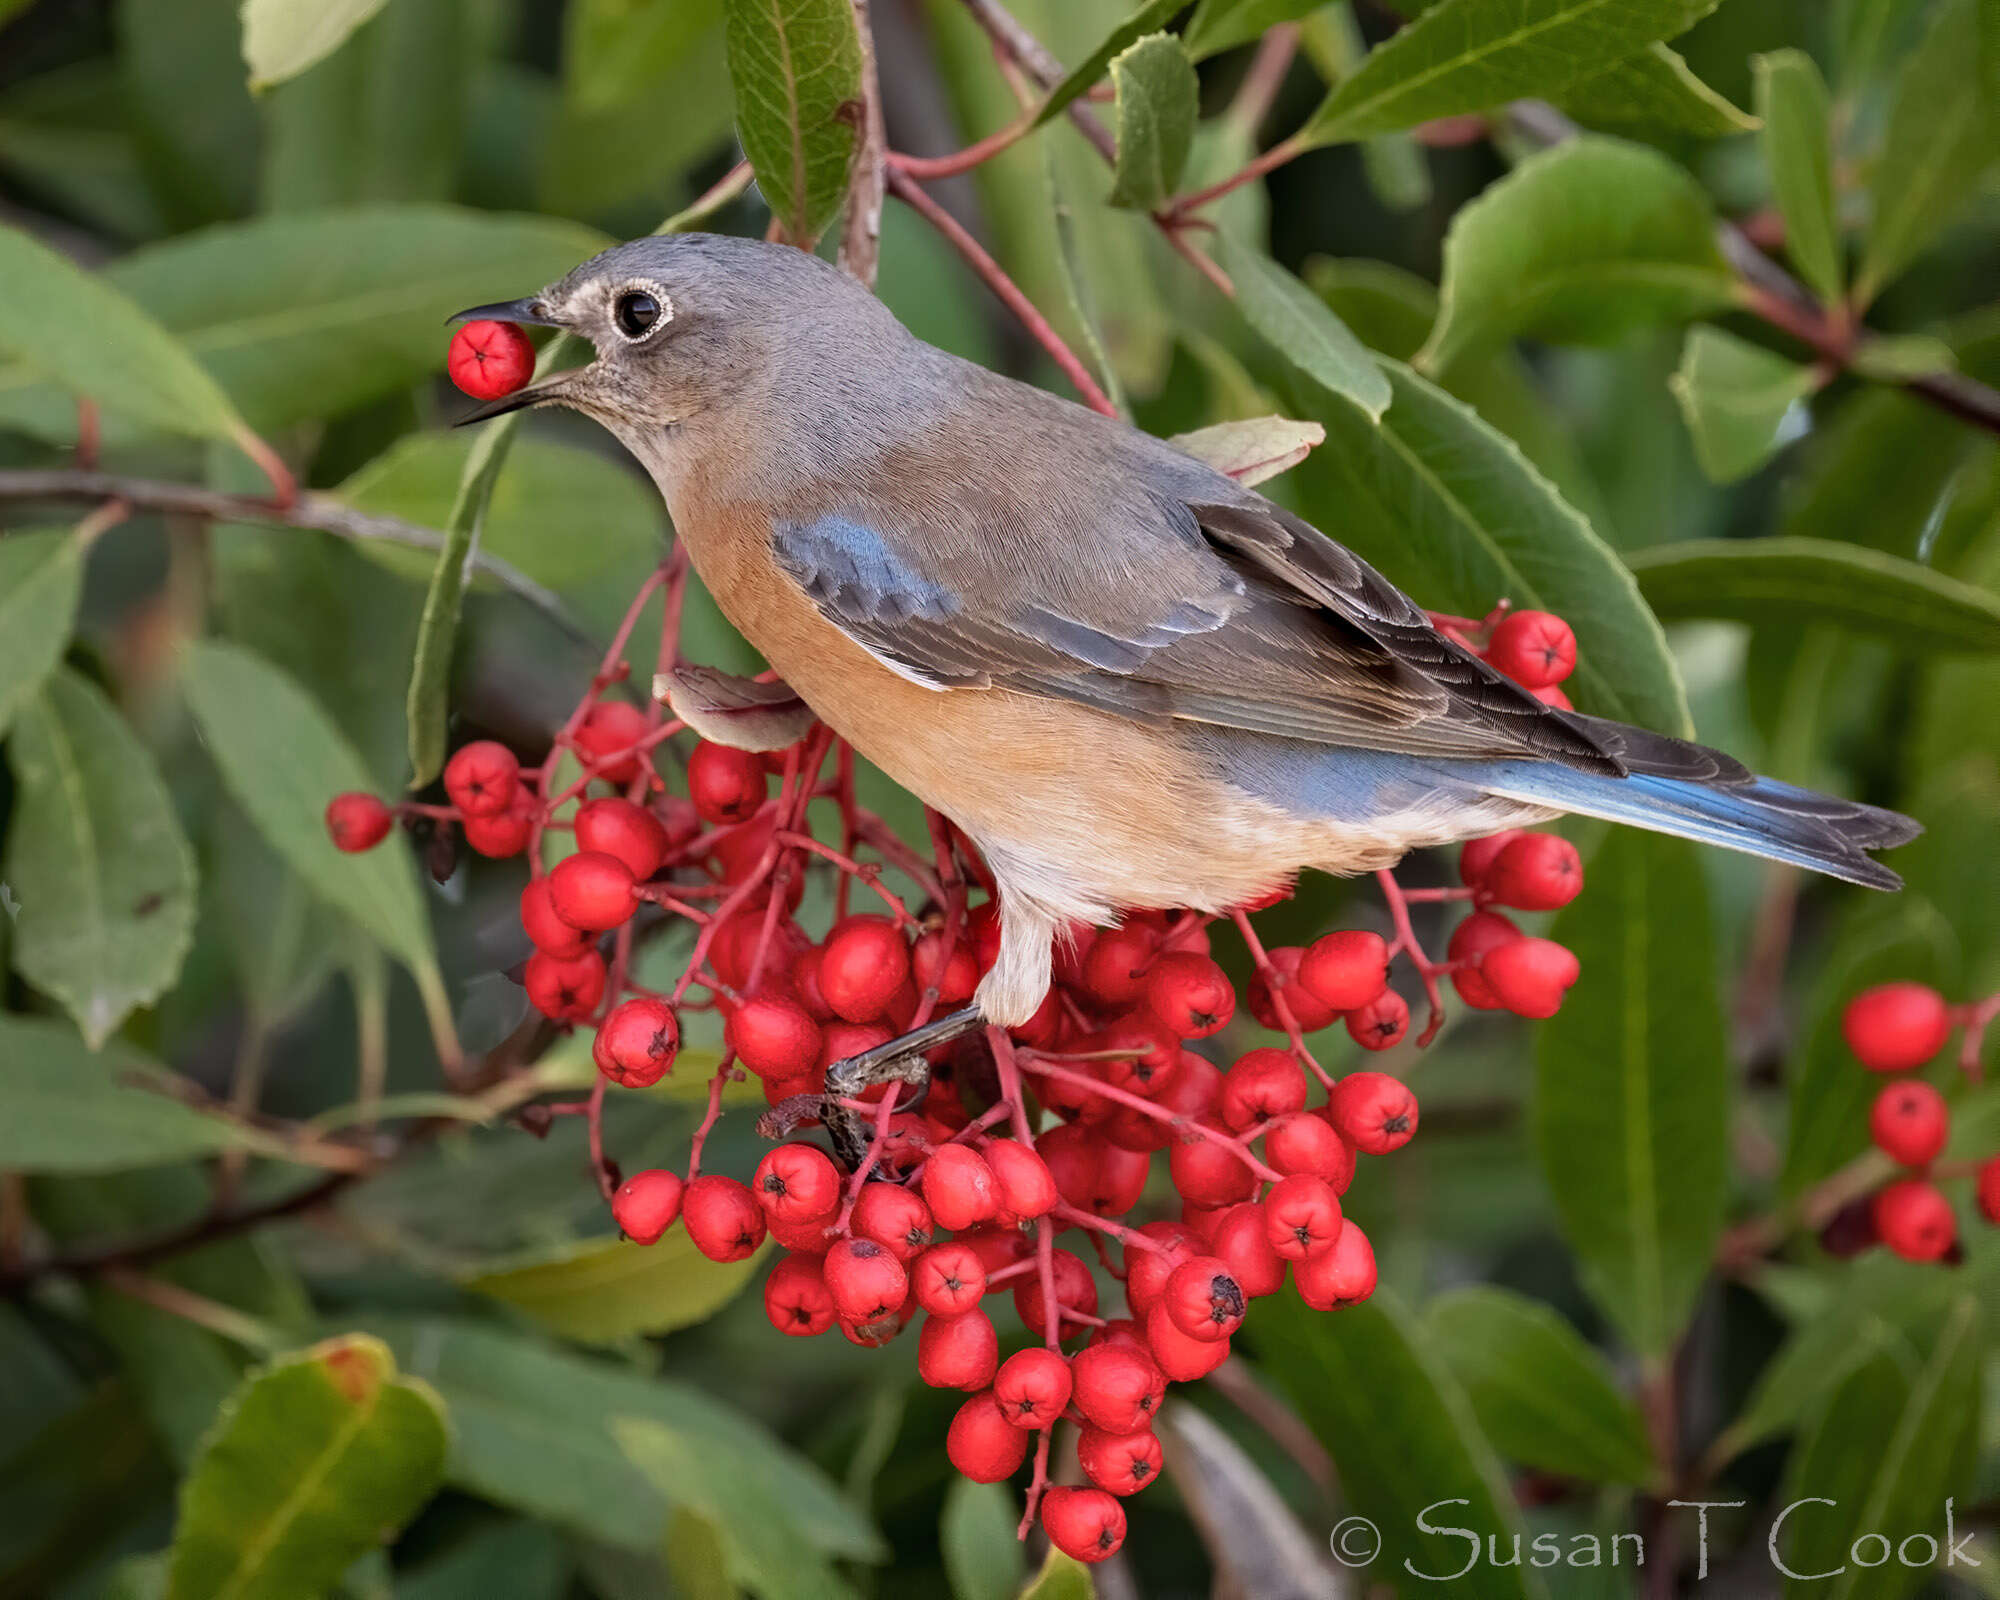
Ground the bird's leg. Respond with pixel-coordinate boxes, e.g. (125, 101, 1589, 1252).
(819, 1004, 986, 1170)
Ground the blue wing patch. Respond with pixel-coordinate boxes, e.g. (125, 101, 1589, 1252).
(773, 515, 960, 626)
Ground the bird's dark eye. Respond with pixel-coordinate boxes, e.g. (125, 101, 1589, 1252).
(614, 290, 661, 339)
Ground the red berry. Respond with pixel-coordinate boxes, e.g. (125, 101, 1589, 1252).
(841, 1303, 914, 1348)
(1168, 1132, 1259, 1208)
(922, 1143, 1000, 1232)
(1093, 1017, 1181, 1099)
(912, 928, 980, 1005)
(1329, 1070, 1419, 1155)
(1208, 1200, 1287, 1298)
(1077, 1425, 1162, 1497)
(687, 741, 768, 825)
(993, 1347, 1072, 1428)
(1872, 1177, 1956, 1262)
(1040, 1486, 1126, 1564)
(1977, 1157, 2000, 1225)
(574, 797, 668, 879)
(766, 1212, 834, 1256)
(1294, 1220, 1377, 1310)
(1123, 1222, 1202, 1315)
(592, 997, 680, 1088)
(1163, 1255, 1245, 1342)
(520, 876, 588, 958)
(946, 1390, 1029, 1482)
(443, 740, 519, 818)
(611, 1168, 683, 1245)
(1481, 937, 1580, 1018)
(1843, 983, 1952, 1073)
(464, 790, 534, 858)
(1459, 829, 1526, 888)
(983, 1139, 1058, 1220)
(1145, 952, 1236, 1038)
(1868, 1081, 1950, 1168)
(1068, 1342, 1166, 1434)
(752, 1142, 842, 1223)
(1218, 1048, 1307, 1132)
(1299, 929, 1391, 1012)
(547, 850, 639, 932)
(447, 319, 535, 400)
(912, 1243, 988, 1316)
(1485, 833, 1584, 912)
(1246, 946, 1339, 1032)
(524, 948, 606, 1020)
(1082, 924, 1159, 1006)
(1262, 1173, 1344, 1260)
(726, 995, 822, 1081)
(1446, 909, 1522, 1009)
(1263, 1110, 1349, 1178)
(1533, 683, 1573, 710)
(851, 1183, 933, 1260)
(1014, 1248, 1097, 1340)
(574, 701, 650, 785)
(681, 1175, 766, 1262)
(1486, 610, 1577, 688)
(823, 1237, 909, 1323)
(918, 1309, 1000, 1390)
(763, 1254, 835, 1337)
(1345, 990, 1410, 1051)
(819, 916, 911, 1024)
(325, 792, 392, 852)
(1143, 1301, 1229, 1381)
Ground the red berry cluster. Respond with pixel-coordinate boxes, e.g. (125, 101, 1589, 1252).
(1836, 982, 1999, 1262)
(325, 571, 1600, 1559)
(1430, 603, 1580, 710)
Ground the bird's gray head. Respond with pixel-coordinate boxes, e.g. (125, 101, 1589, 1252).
(450, 232, 915, 489)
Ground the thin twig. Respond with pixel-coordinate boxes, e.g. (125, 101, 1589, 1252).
(0, 468, 593, 644)
(839, 0, 888, 286)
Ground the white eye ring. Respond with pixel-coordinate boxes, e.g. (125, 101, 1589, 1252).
(610, 280, 673, 342)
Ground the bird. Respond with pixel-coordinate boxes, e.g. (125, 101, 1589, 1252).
(452, 231, 1918, 1080)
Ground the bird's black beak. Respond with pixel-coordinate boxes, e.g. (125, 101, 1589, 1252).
(447, 297, 563, 328)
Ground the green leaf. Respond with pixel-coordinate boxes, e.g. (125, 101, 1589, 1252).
(614, 1418, 858, 1600)
(1297, 0, 1725, 146)
(0, 1016, 292, 1172)
(1183, 0, 1323, 61)
(1419, 137, 1736, 374)
(941, 1478, 1022, 1600)
(0, 527, 86, 740)
(721, 0, 864, 247)
(565, 0, 725, 112)
(1754, 51, 1843, 306)
(1033, 0, 1188, 128)
(1781, 897, 1956, 1197)
(1044, 143, 1127, 416)
(373, 1316, 883, 1562)
(1847, 333, 1957, 383)
(240, 0, 391, 91)
(664, 1509, 742, 1600)
(1668, 325, 1819, 484)
(0, 221, 251, 448)
(1252, 1289, 1543, 1599)
(166, 1334, 448, 1600)
(1628, 537, 2000, 652)
(1858, 0, 1996, 305)
(5, 668, 196, 1047)
(1107, 34, 1197, 211)
(1424, 1287, 1659, 1487)
(1017, 1548, 1094, 1600)
(0, 209, 608, 446)
(179, 641, 447, 1025)
(1285, 358, 1691, 735)
(1155, 1401, 1343, 1597)
(461, 1232, 767, 1345)
(1554, 43, 1758, 139)
(1775, 1299, 1982, 1600)
(1220, 235, 1391, 420)
(1533, 830, 1728, 1358)
(1167, 415, 1324, 485)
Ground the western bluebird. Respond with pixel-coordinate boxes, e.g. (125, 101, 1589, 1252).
(454, 233, 1916, 1079)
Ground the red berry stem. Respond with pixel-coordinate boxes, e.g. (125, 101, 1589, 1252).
(1019, 1054, 1283, 1184)
(1952, 993, 1998, 1078)
(1228, 909, 1335, 1088)
(1373, 868, 1450, 1048)
(774, 831, 920, 927)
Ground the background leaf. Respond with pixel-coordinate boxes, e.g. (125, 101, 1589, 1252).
(1629, 536, 2000, 651)
(166, 1333, 448, 1600)
(0, 527, 87, 741)
(1222, 235, 1391, 420)
(1106, 34, 1197, 212)
(1033, 0, 1185, 127)
(1420, 137, 1736, 374)
(1668, 325, 1818, 484)
(460, 1232, 767, 1345)
(1533, 829, 1729, 1358)
(940, 1478, 1021, 1600)
(1555, 44, 1758, 139)
(1298, 0, 1726, 146)
(5, 667, 196, 1046)
(240, 0, 394, 91)
(1017, 1547, 1094, 1600)
(722, 0, 863, 246)
(1754, 50, 1843, 306)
